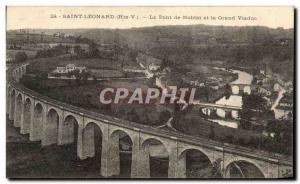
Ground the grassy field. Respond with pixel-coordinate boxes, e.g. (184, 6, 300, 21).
(184, 64, 237, 84)
(22, 78, 171, 126)
(89, 69, 125, 78)
(26, 56, 146, 79)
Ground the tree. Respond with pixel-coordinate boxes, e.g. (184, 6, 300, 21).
(204, 86, 210, 102)
(128, 50, 138, 62)
(240, 93, 269, 130)
(233, 46, 246, 64)
(242, 94, 268, 124)
(265, 119, 293, 154)
(84, 93, 93, 107)
(69, 69, 81, 84)
(224, 83, 231, 99)
(242, 93, 268, 112)
(252, 76, 258, 85)
(161, 55, 171, 69)
(15, 51, 27, 63)
(74, 45, 84, 56)
(92, 76, 97, 83)
(81, 71, 90, 83)
(40, 72, 48, 79)
(88, 41, 99, 57)
(240, 112, 253, 130)
(128, 109, 139, 123)
(209, 125, 215, 139)
(157, 110, 171, 125)
(188, 158, 222, 178)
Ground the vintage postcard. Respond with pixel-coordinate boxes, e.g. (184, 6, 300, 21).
(6, 6, 294, 179)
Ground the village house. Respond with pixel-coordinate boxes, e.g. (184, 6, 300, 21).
(276, 93, 293, 120)
(258, 86, 272, 97)
(273, 83, 282, 92)
(189, 80, 205, 87)
(6, 57, 14, 63)
(123, 66, 146, 73)
(148, 63, 160, 71)
(53, 32, 65, 38)
(284, 81, 293, 93)
(255, 73, 266, 84)
(136, 53, 162, 71)
(279, 94, 293, 109)
(50, 64, 87, 76)
(35, 43, 89, 53)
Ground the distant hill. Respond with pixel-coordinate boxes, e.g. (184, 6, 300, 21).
(7, 25, 294, 81)
(8, 24, 294, 46)
(71, 25, 293, 51)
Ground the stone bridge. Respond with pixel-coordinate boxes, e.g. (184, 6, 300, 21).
(230, 83, 257, 95)
(6, 63, 293, 178)
(193, 102, 242, 120)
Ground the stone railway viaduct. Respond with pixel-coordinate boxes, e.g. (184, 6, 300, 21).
(6, 63, 293, 178)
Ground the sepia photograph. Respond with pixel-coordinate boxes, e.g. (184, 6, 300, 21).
(5, 6, 294, 179)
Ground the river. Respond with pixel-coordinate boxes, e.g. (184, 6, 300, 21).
(210, 67, 286, 128)
(215, 69, 253, 107)
(154, 66, 253, 129)
(150, 64, 282, 129)
(209, 68, 253, 128)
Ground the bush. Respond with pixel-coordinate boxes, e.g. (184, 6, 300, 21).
(15, 51, 27, 63)
(224, 135, 234, 144)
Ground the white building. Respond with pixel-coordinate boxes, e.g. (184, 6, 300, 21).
(148, 63, 160, 71)
(273, 83, 281, 92)
(53, 64, 87, 74)
(258, 87, 272, 96)
(189, 80, 205, 87)
(260, 69, 265, 75)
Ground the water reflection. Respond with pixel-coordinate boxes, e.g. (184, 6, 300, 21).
(216, 95, 242, 107)
(210, 69, 253, 128)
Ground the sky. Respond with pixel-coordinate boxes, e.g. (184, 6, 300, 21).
(6, 6, 294, 30)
